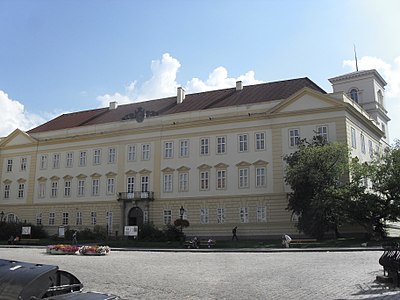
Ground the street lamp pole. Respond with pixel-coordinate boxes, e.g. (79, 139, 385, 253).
(0, 211, 4, 222)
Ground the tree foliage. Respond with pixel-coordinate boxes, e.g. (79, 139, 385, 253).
(284, 136, 350, 239)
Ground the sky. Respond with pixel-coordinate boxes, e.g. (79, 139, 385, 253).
(0, 0, 399, 143)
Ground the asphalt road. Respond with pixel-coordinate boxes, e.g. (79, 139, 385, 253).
(1, 247, 400, 299)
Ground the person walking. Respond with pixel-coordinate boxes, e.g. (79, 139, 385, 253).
(232, 226, 238, 241)
(72, 231, 78, 245)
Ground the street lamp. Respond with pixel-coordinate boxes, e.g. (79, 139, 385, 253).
(0, 211, 4, 222)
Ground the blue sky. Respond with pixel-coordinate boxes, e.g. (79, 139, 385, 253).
(0, 0, 399, 142)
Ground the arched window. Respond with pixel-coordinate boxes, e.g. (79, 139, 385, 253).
(377, 90, 384, 106)
(349, 88, 359, 103)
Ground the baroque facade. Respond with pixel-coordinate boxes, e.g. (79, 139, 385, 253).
(0, 69, 390, 239)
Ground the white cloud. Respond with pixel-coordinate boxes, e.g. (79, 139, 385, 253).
(343, 55, 400, 143)
(0, 91, 46, 137)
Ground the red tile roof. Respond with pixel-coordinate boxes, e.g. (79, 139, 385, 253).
(28, 77, 326, 134)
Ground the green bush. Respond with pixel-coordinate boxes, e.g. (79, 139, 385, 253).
(163, 224, 184, 241)
(139, 223, 166, 241)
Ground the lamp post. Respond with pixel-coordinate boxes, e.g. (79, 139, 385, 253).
(179, 206, 184, 233)
(0, 211, 4, 222)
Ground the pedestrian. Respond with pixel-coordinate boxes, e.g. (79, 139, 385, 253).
(72, 231, 78, 245)
(282, 234, 292, 248)
(232, 226, 238, 241)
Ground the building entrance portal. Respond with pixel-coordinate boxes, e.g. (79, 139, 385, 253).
(128, 207, 144, 227)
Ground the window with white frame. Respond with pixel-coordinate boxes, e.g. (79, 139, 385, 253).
(361, 134, 366, 153)
(216, 170, 226, 189)
(36, 213, 42, 225)
(77, 180, 85, 196)
(163, 209, 172, 225)
(217, 208, 225, 224)
(256, 167, 267, 187)
(141, 176, 149, 192)
(40, 155, 47, 169)
(178, 172, 189, 192)
(92, 179, 100, 196)
(179, 140, 189, 157)
(53, 153, 60, 169)
(127, 145, 136, 161)
(163, 174, 173, 192)
(93, 149, 101, 165)
(49, 212, 55, 225)
(164, 142, 173, 158)
(51, 181, 58, 198)
(200, 208, 209, 224)
(239, 207, 249, 223)
(289, 129, 300, 147)
(66, 152, 73, 168)
(238, 134, 248, 152)
(368, 140, 374, 158)
(256, 206, 267, 222)
(64, 180, 71, 197)
(239, 168, 249, 188)
(349, 88, 359, 103)
(108, 147, 116, 164)
(39, 182, 46, 198)
(4, 184, 10, 199)
(200, 171, 209, 190)
(20, 157, 27, 171)
(106, 211, 113, 234)
(351, 127, 357, 148)
(316, 125, 328, 142)
(127, 177, 135, 193)
(90, 211, 97, 225)
(255, 132, 266, 151)
(142, 144, 150, 161)
(18, 183, 25, 198)
(6, 159, 13, 172)
(200, 138, 209, 155)
(216, 136, 226, 154)
(76, 211, 82, 225)
(143, 210, 149, 224)
(79, 151, 87, 166)
(107, 178, 115, 194)
(62, 212, 69, 225)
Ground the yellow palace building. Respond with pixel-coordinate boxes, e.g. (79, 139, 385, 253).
(0, 69, 390, 239)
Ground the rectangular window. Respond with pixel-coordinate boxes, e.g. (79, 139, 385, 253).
(351, 127, 357, 148)
(66, 152, 73, 168)
(200, 138, 209, 155)
(79, 151, 87, 166)
(64, 181, 71, 197)
(107, 178, 115, 194)
(164, 141, 173, 158)
(40, 155, 47, 169)
(142, 144, 150, 161)
(62, 212, 69, 225)
(77, 180, 85, 196)
(289, 129, 300, 147)
(239, 168, 249, 188)
(36, 213, 42, 226)
(238, 134, 248, 152)
(18, 183, 25, 198)
(4, 184, 10, 199)
(216, 170, 226, 189)
(51, 181, 58, 198)
(200, 208, 209, 224)
(141, 176, 149, 192)
(91, 211, 97, 225)
(255, 132, 266, 151)
(316, 125, 328, 142)
(240, 207, 249, 223)
(257, 206, 267, 222)
(361, 134, 366, 154)
(163, 174, 173, 192)
(127, 145, 136, 161)
(39, 182, 46, 198)
(20, 157, 27, 171)
(49, 212, 55, 225)
(256, 167, 266, 187)
(368, 140, 374, 158)
(216, 136, 226, 154)
(200, 171, 209, 190)
(76, 211, 82, 225)
(93, 149, 101, 165)
(6, 159, 13, 172)
(108, 147, 116, 164)
(106, 211, 113, 234)
(163, 209, 172, 225)
(53, 153, 60, 169)
(178, 173, 189, 192)
(179, 140, 189, 157)
(127, 177, 135, 193)
(217, 208, 225, 224)
(92, 179, 100, 196)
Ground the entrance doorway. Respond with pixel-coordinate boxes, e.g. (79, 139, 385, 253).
(128, 207, 144, 226)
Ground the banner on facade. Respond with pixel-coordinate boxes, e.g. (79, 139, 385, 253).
(124, 226, 138, 237)
(21, 226, 31, 235)
(58, 226, 65, 238)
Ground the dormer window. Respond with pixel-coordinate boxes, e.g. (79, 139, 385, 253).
(349, 88, 359, 103)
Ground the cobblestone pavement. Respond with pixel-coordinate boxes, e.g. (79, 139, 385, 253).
(1, 247, 400, 300)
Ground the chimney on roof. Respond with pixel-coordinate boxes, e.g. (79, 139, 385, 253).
(236, 81, 243, 91)
(177, 87, 185, 104)
(109, 101, 118, 110)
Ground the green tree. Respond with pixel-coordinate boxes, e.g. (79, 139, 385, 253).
(284, 136, 350, 239)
